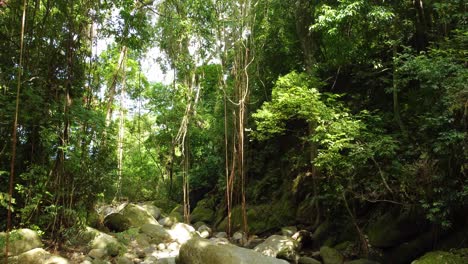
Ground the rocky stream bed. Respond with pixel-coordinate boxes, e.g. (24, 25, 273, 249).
(1, 201, 466, 264)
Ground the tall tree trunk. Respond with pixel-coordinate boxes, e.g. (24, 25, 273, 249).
(6, 0, 27, 262)
(115, 50, 127, 202)
(295, 0, 317, 73)
(105, 46, 127, 128)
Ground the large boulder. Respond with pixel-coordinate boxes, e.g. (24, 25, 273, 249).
(366, 207, 427, 248)
(190, 206, 215, 224)
(254, 235, 299, 262)
(176, 237, 290, 264)
(385, 230, 434, 264)
(411, 250, 467, 264)
(121, 203, 160, 227)
(0, 229, 43, 256)
(103, 213, 130, 232)
(141, 203, 162, 220)
(140, 223, 172, 244)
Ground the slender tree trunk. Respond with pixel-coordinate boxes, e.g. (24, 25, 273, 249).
(105, 46, 127, 128)
(6, 0, 27, 262)
(115, 50, 127, 202)
(392, 45, 406, 134)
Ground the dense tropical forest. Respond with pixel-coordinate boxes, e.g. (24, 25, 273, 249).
(0, 0, 467, 263)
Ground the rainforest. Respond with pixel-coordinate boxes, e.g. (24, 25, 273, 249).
(0, 0, 467, 263)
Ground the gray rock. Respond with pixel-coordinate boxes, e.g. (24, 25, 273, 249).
(254, 235, 299, 262)
(177, 237, 290, 264)
(232, 231, 248, 246)
(214, 232, 227, 238)
(197, 225, 212, 238)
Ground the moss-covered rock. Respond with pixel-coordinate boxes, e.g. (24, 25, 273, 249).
(386, 230, 433, 264)
(121, 203, 159, 227)
(177, 237, 289, 264)
(411, 250, 467, 264)
(140, 203, 161, 220)
(0, 229, 43, 257)
(140, 223, 172, 244)
(366, 207, 427, 248)
(320, 246, 344, 264)
(190, 206, 214, 224)
(216, 195, 296, 235)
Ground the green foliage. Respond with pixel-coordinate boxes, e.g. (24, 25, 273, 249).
(253, 71, 397, 209)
